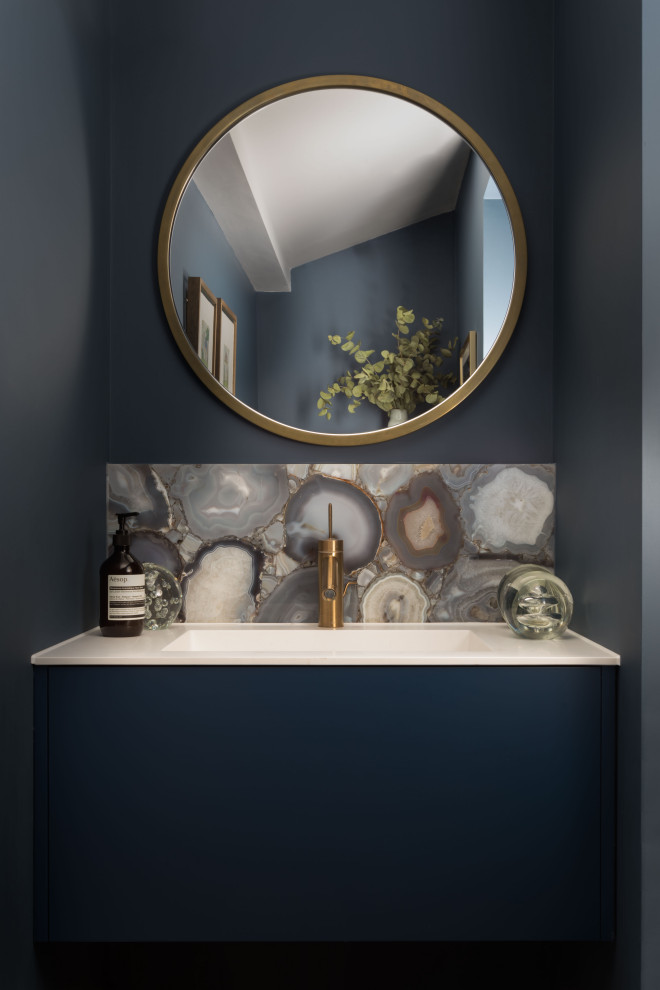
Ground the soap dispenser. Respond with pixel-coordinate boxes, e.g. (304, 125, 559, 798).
(100, 512, 145, 637)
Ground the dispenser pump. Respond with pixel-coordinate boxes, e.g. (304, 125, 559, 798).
(113, 512, 138, 548)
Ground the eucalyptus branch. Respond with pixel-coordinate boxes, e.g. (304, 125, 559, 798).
(317, 306, 458, 420)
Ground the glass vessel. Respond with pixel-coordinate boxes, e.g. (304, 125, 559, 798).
(143, 563, 183, 630)
(497, 564, 573, 640)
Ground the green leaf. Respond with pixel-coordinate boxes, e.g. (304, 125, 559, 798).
(341, 341, 353, 351)
(441, 348, 452, 358)
(397, 306, 415, 324)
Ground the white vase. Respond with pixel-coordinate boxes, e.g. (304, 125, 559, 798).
(387, 407, 408, 427)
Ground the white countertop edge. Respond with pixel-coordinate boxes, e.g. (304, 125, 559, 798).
(30, 657, 620, 667)
(30, 622, 621, 667)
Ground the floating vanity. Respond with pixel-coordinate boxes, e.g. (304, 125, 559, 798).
(32, 623, 618, 943)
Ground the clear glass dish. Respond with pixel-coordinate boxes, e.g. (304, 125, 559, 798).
(143, 563, 183, 630)
(497, 564, 573, 640)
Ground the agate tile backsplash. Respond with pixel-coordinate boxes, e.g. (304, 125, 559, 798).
(107, 464, 555, 624)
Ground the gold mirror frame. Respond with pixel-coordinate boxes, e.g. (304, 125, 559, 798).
(157, 75, 527, 446)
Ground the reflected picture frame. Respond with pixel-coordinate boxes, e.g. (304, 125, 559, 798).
(186, 277, 220, 379)
(459, 331, 478, 385)
(218, 300, 237, 394)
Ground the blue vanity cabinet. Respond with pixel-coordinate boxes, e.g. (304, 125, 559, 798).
(33, 664, 616, 942)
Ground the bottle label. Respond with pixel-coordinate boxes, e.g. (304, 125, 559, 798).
(107, 574, 146, 620)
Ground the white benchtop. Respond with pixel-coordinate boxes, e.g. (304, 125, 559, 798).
(31, 622, 620, 666)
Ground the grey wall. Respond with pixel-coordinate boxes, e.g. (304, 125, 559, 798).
(554, 1, 643, 989)
(108, 0, 554, 465)
(0, 1, 110, 987)
(641, 0, 660, 985)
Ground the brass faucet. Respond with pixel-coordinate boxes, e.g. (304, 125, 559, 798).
(318, 503, 345, 628)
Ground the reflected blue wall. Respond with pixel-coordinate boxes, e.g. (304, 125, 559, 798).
(255, 214, 456, 433)
(169, 181, 258, 406)
(455, 152, 489, 364)
(483, 197, 514, 355)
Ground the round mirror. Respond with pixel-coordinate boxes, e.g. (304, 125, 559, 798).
(158, 75, 526, 445)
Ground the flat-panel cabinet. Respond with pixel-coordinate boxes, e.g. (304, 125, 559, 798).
(34, 665, 615, 942)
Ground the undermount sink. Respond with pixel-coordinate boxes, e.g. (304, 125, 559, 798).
(162, 623, 493, 657)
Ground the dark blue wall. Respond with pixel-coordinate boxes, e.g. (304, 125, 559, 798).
(108, 0, 554, 464)
(554, 1, 643, 988)
(256, 214, 456, 433)
(169, 180, 258, 407)
(4, 0, 653, 986)
(0, 0, 110, 986)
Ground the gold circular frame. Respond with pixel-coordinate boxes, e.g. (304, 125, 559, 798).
(157, 75, 527, 446)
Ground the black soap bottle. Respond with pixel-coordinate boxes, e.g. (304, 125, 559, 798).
(100, 512, 145, 637)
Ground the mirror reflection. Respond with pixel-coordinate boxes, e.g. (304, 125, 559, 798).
(160, 78, 525, 443)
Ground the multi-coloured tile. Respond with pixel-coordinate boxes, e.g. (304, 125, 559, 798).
(107, 463, 556, 625)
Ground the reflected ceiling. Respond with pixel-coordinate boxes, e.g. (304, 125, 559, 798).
(192, 88, 471, 291)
